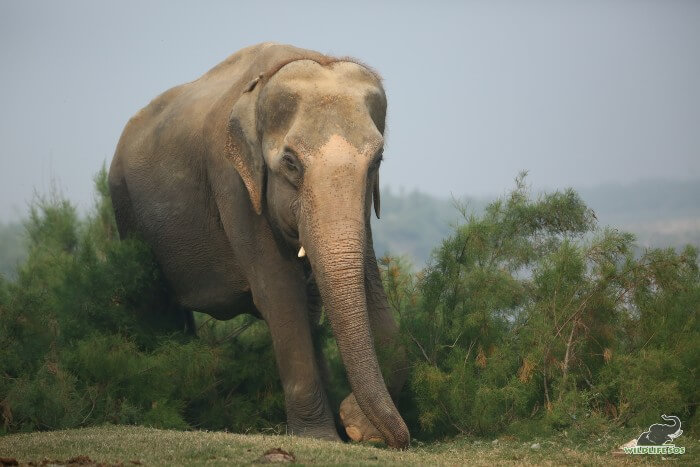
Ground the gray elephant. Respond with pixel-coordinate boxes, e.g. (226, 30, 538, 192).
(108, 43, 409, 448)
(637, 415, 683, 446)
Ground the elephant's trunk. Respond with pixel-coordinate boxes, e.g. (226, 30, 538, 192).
(662, 415, 681, 431)
(299, 160, 409, 449)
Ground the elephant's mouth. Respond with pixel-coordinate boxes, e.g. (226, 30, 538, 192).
(271, 218, 303, 255)
(301, 259, 322, 316)
(282, 224, 310, 260)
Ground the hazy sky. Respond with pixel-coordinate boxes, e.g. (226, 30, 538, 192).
(1, 0, 698, 220)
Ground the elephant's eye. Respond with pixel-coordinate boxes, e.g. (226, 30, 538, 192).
(282, 153, 300, 172)
(370, 152, 383, 171)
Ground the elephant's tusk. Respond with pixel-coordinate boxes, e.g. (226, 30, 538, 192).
(298, 246, 306, 258)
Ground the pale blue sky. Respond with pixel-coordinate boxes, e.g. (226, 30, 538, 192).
(1, 0, 698, 220)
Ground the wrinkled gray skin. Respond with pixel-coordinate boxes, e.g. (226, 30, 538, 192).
(109, 43, 409, 448)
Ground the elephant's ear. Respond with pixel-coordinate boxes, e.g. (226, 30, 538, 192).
(225, 75, 265, 215)
(373, 171, 381, 219)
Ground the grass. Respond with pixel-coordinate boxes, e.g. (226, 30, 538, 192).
(0, 425, 696, 465)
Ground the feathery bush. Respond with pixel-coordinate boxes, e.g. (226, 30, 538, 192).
(0, 169, 285, 433)
(388, 173, 698, 439)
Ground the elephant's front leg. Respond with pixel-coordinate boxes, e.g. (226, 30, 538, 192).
(251, 256, 339, 441)
(339, 229, 409, 443)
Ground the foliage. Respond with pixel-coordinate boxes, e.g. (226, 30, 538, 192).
(386, 173, 699, 439)
(0, 169, 696, 443)
(0, 168, 285, 434)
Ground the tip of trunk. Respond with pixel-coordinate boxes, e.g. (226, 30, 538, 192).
(387, 421, 410, 449)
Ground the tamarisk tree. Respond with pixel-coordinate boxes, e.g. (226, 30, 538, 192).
(384, 173, 699, 438)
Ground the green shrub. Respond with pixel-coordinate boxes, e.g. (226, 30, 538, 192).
(0, 168, 285, 434)
(388, 173, 699, 440)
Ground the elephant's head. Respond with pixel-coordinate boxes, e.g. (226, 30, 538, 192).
(226, 58, 409, 449)
(658, 415, 683, 442)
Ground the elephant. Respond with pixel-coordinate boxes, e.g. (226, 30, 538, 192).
(636, 415, 683, 446)
(108, 43, 409, 448)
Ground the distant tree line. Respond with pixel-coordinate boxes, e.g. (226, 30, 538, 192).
(2, 178, 699, 275)
(0, 222, 25, 280)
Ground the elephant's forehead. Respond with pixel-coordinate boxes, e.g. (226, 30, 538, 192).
(317, 134, 360, 159)
(288, 80, 374, 99)
(270, 60, 381, 98)
(317, 133, 381, 158)
(289, 132, 383, 162)
(264, 59, 385, 160)
(273, 59, 379, 85)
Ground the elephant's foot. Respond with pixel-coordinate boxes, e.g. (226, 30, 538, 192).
(288, 425, 342, 442)
(287, 407, 342, 442)
(339, 393, 384, 443)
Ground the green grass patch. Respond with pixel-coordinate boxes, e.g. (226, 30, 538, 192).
(1, 425, 696, 466)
